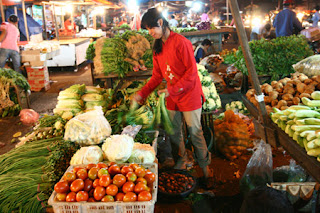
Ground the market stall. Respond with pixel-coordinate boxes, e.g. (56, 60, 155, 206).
(180, 27, 237, 52)
(47, 38, 90, 71)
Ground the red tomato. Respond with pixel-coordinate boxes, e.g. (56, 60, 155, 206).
(129, 163, 139, 171)
(98, 168, 109, 178)
(94, 186, 106, 201)
(135, 167, 146, 178)
(123, 192, 137, 202)
(86, 164, 96, 170)
(121, 166, 133, 176)
(64, 172, 76, 184)
(138, 191, 152, 201)
(93, 179, 100, 188)
(89, 189, 95, 197)
(76, 191, 89, 202)
(144, 173, 156, 185)
(106, 184, 118, 196)
(108, 165, 121, 176)
(88, 197, 96, 202)
(66, 192, 77, 202)
(73, 166, 86, 173)
(134, 182, 148, 194)
(113, 174, 126, 188)
(84, 179, 93, 192)
(145, 169, 152, 174)
(54, 181, 69, 193)
(109, 162, 117, 166)
(96, 162, 108, 169)
(101, 195, 115, 202)
(88, 167, 99, 180)
(56, 193, 67, 201)
(115, 192, 125, 201)
(126, 172, 137, 182)
(70, 179, 84, 192)
(99, 175, 111, 187)
(122, 181, 135, 194)
(76, 169, 88, 180)
(136, 177, 147, 185)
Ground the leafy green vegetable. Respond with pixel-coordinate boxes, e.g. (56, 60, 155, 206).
(0, 68, 30, 91)
(86, 41, 96, 60)
(233, 35, 314, 81)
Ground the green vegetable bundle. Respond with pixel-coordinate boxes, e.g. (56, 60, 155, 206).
(234, 35, 314, 81)
(0, 68, 30, 91)
(86, 41, 96, 60)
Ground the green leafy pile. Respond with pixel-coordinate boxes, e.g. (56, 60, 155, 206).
(0, 68, 30, 91)
(100, 30, 153, 78)
(86, 41, 96, 60)
(234, 35, 314, 81)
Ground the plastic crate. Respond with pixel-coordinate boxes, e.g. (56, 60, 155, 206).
(48, 163, 158, 213)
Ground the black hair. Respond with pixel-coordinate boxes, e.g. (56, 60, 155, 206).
(171, 15, 175, 19)
(141, 8, 170, 55)
(8, 14, 18, 23)
(265, 23, 271, 31)
(64, 14, 71, 20)
(201, 39, 212, 46)
(315, 5, 320, 11)
(240, 186, 294, 213)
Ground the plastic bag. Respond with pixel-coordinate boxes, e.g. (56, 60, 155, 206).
(273, 159, 307, 182)
(64, 106, 112, 145)
(19, 109, 39, 126)
(292, 55, 320, 77)
(121, 125, 142, 139)
(240, 139, 273, 196)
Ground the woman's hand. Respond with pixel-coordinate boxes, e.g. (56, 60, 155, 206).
(157, 89, 169, 97)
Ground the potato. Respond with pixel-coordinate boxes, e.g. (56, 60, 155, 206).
(297, 83, 307, 93)
(277, 100, 287, 108)
(271, 81, 278, 87)
(303, 79, 313, 85)
(264, 85, 273, 94)
(299, 75, 308, 82)
(286, 101, 293, 106)
(292, 97, 301, 105)
(293, 79, 301, 85)
(271, 99, 279, 107)
(275, 86, 283, 93)
(280, 106, 289, 110)
(283, 87, 295, 95)
(269, 91, 279, 100)
(282, 94, 293, 101)
(300, 93, 311, 99)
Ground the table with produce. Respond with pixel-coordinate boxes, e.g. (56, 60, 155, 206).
(219, 34, 320, 182)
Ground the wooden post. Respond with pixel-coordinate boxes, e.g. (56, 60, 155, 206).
(228, 0, 269, 126)
(14, 6, 17, 16)
(0, 0, 4, 23)
(52, 3, 59, 40)
(226, 0, 229, 24)
(70, 3, 74, 32)
(42, 3, 47, 40)
(22, 0, 29, 41)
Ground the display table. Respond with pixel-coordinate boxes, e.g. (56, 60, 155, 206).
(180, 27, 237, 52)
(46, 38, 90, 71)
(92, 69, 153, 88)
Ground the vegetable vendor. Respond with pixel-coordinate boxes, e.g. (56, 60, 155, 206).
(133, 8, 214, 189)
(194, 39, 212, 63)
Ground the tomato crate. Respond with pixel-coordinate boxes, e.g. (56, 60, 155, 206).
(48, 163, 158, 213)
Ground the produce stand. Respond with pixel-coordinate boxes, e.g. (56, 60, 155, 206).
(47, 38, 90, 72)
(180, 27, 236, 52)
(92, 69, 153, 88)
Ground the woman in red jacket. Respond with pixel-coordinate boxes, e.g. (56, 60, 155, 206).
(134, 8, 213, 188)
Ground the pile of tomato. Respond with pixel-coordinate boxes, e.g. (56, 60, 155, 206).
(158, 172, 195, 194)
(53, 162, 156, 202)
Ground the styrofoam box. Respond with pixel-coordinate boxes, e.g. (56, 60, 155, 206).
(48, 163, 158, 213)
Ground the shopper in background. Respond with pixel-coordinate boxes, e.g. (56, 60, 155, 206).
(168, 15, 178, 28)
(250, 23, 275, 41)
(64, 15, 76, 32)
(201, 7, 210, 22)
(0, 14, 21, 73)
(133, 8, 214, 189)
(312, 5, 320, 28)
(273, 0, 303, 37)
(194, 39, 212, 63)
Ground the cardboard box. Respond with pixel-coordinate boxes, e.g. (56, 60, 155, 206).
(21, 49, 47, 64)
(26, 66, 49, 80)
(28, 79, 50, 92)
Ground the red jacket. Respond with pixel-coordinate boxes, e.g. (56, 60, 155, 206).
(138, 31, 204, 111)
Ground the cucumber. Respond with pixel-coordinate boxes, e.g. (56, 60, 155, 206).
(311, 91, 320, 100)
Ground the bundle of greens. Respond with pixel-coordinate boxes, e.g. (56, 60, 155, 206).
(234, 35, 314, 81)
(86, 41, 96, 60)
(0, 68, 30, 91)
(0, 76, 21, 117)
(0, 137, 79, 212)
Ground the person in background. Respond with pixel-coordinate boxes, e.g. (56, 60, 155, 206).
(250, 23, 274, 41)
(168, 15, 178, 28)
(181, 15, 188, 28)
(64, 15, 76, 32)
(194, 39, 212, 63)
(118, 17, 127, 26)
(312, 5, 320, 28)
(273, 0, 303, 37)
(201, 7, 210, 22)
(0, 14, 21, 73)
(133, 8, 214, 189)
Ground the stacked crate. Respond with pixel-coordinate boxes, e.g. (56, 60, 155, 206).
(25, 66, 50, 92)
